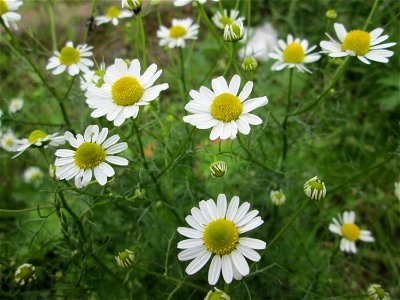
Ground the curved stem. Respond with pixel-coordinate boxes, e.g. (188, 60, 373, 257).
(138, 13, 147, 68)
(281, 68, 294, 170)
(363, 0, 380, 31)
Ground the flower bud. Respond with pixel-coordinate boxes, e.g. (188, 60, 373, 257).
(224, 20, 244, 42)
(241, 57, 258, 71)
(205, 287, 230, 300)
(270, 190, 286, 206)
(326, 9, 337, 19)
(304, 176, 326, 200)
(210, 161, 227, 178)
(122, 0, 142, 13)
(115, 249, 135, 268)
(367, 284, 390, 300)
(15, 263, 37, 286)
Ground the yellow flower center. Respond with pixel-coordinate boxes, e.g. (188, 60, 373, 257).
(4, 137, 14, 146)
(169, 25, 187, 38)
(31, 171, 42, 180)
(342, 30, 371, 56)
(0, 0, 8, 15)
(74, 142, 106, 169)
(211, 93, 243, 122)
(105, 6, 121, 18)
(219, 16, 233, 26)
(28, 130, 48, 144)
(283, 42, 305, 63)
(59, 46, 81, 66)
(341, 223, 361, 241)
(111, 76, 144, 106)
(203, 219, 239, 255)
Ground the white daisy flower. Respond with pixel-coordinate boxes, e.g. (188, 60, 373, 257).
(329, 211, 374, 254)
(0, 0, 23, 30)
(183, 74, 268, 140)
(23, 166, 43, 185)
(177, 194, 266, 285)
(46, 41, 94, 76)
(173, 0, 218, 7)
(8, 97, 23, 114)
(121, 0, 142, 11)
(95, 5, 133, 26)
(270, 190, 285, 206)
(0, 129, 17, 151)
(14, 263, 36, 286)
(85, 58, 169, 126)
(12, 129, 65, 158)
(55, 125, 129, 188)
(157, 18, 199, 48)
(320, 23, 396, 64)
(269, 34, 321, 73)
(224, 19, 245, 42)
(80, 63, 106, 91)
(367, 284, 390, 300)
(212, 9, 244, 30)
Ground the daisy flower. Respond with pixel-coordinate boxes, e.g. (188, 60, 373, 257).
(177, 194, 266, 285)
(212, 9, 244, 30)
(95, 5, 133, 26)
(270, 190, 285, 206)
(269, 34, 321, 73)
(224, 19, 245, 42)
(157, 18, 199, 48)
(23, 166, 43, 185)
(303, 176, 326, 201)
(367, 284, 390, 300)
(55, 125, 128, 188)
(14, 263, 36, 286)
(115, 249, 135, 268)
(329, 211, 374, 254)
(183, 74, 268, 140)
(320, 23, 396, 64)
(0, 129, 17, 151)
(121, 0, 141, 11)
(8, 97, 23, 113)
(80, 63, 106, 91)
(85, 58, 169, 126)
(46, 41, 94, 76)
(12, 129, 65, 158)
(0, 0, 23, 30)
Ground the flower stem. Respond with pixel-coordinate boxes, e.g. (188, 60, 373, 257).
(84, 0, 98, 42)
(281, 68, 294, 171)
(47, 0, 57, 51)
(179, 47, 187, 95)
(363, 0, 380, 31)
(223, 42, 235, 77)
(138, 13, 147, 68)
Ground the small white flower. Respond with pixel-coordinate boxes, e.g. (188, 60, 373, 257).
(46, 41, 94, 76)
(329, 211, 374, 254)
(224, 19, 245, 42)
(183, 74, 268, 140)
(320, 23, 396, 64)
(86, 58, 169, 126)
(55, 125, 129, 188)
(367, 283, 390, 300)
(157, 18, 199, 48)
(270, 190, 285, 206)
(269, 34, 321, 73)
(95, 5, 133, 26)
(12, 129, 65, 158)
(23, 166, 43, 185)
(15, 263, 36, 286)
(121, 0, 142, 10)
(394, 181, 400, 201)
(8, 98, 23, 114)
(238, 22, 279, 62)
(303, 176, 326, 200)
(205, 287, 230, 300)
(177, 194, 266, 285)
(0, 0, 23, 30)
(0, 129, 17, 151)
(80, 63, 106, 91)
(115, 249, 135, 268)
(212, 9, 244, 30)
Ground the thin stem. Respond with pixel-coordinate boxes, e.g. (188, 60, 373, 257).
(223, 42, 235, 77)
(0, 19, 71, 127)
(363, 0, 380, 31)
(84, 0, 98, 42)
(179, 47, 187, 95)
(281, 68, 294, 170)
(0, 206, 53, 216)
(47, 0, 57, 51)
(138, 13, 147, 68)
(289, 57, 351, 116)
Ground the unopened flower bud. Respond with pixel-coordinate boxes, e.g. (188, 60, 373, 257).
(224, 20, 244, 42)
(241, 57, 258, 71)
(15, 263, 37, 286)
(205, 287, 230, 300)
(304, 176, 326, 200)
(115, 249, 135, 268)
(326, 9, 337, 19)
(210, 161, 227, 178)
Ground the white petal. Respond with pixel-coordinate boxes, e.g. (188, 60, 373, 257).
(230, 250, 250, 276)
(178, 246, 207, 261)
(236, 244, 261, 261)
(239, 237, 266, 250)
(105, 142, 128, 154)
(216, 194, 227, 219)
(221, 255, 233, 284)
(185, 251, 211, 275)
(55, 149, 75, 158)
(208, 255, 222, 285)
(232, 202, 250, 224)
(185, 215, 204, 232)
(191, 207, 207, 225)
(94, 167, 107, 185)
(238, 81, 253, 102)
(334, 23, 347, 42)
(105, 156, 129, 166)
(177, 227, 203, 239)
(228, 75, 241, 96)
(177, 238, 204, 249)
(238, 217, 263, 233)
(226, 196, 240, 220)
(329, 223, 342, 236)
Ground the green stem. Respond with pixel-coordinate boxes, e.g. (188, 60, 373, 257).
(179, 47, 187, 95)
(0, 19, 71, 127)
(363, 0, 380, 31)
(47, 0, 57, 51)
(138, 13, 147, 68)
(223, 42, 235, 76)
(289, 57, 351, 116)
(84, 0, 98, 42)
(281, 68, 294, 170)
(0, 206, 53, 216)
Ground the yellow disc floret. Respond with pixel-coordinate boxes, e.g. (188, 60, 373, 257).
(219, 16, 233, 27)
(0, 0, 8, 15)
(283, 42, 305, 63)
(106, 6, 121, 18)
(211, 93, 243, 122)
(111, 76, 144, 106)
(28, 130, 48, 144)
(203, 219, 239, 255)
(169, 25, 187, 38)
(342, 30, 370, 56)
(59, 47, 80, 66)
(74, 142, 106, 169)
(341, 223, 361, 241)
